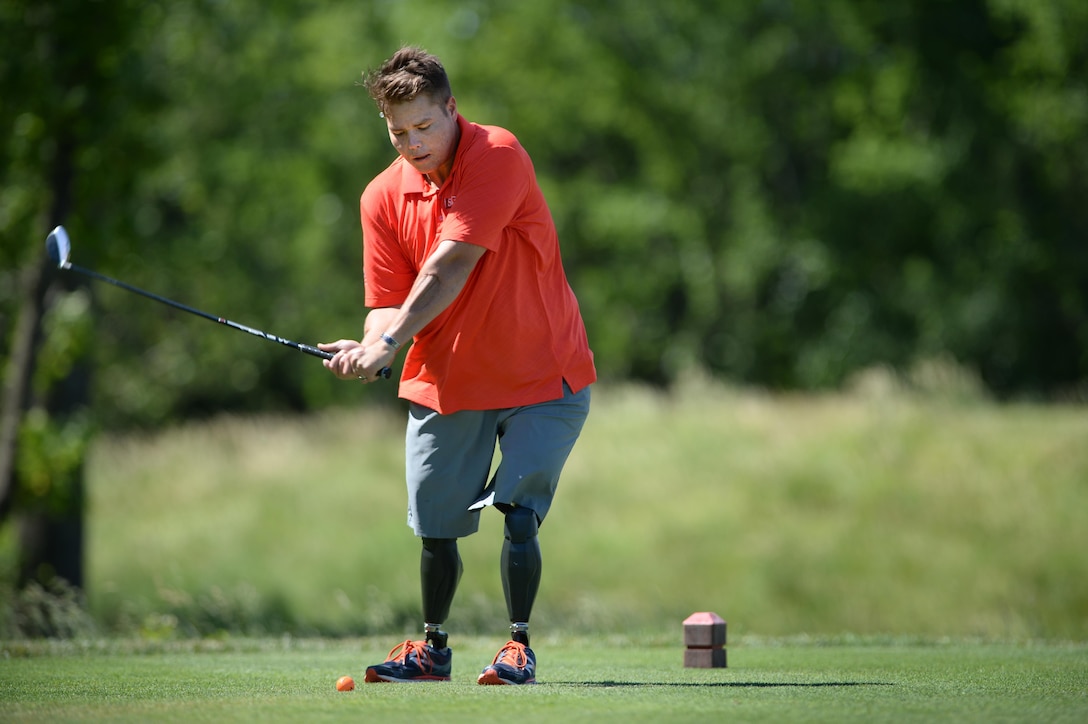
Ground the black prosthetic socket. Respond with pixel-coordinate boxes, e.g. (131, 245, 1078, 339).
(501, 506, 541, 643)
(420, 537, 461, 649)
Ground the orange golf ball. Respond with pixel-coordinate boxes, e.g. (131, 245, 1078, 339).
(336, 675, 355, 692)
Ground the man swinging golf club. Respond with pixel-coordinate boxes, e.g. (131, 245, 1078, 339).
(320, 46, 595, 685)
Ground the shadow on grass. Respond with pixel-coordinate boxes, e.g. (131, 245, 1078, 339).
(550, 681, 894, 688)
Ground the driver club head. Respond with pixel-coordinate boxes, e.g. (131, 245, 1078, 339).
(46, 225, 72, 269)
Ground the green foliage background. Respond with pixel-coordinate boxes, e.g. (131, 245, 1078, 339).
(4, 0, 1088, 430)
(2, 1, 1088, 642)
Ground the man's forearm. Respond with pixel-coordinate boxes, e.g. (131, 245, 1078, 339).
(363, 307, 400, 345)
(380, 240, 485, 346)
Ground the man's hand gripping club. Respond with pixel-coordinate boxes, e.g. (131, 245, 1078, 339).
(320, 239, 486, 383)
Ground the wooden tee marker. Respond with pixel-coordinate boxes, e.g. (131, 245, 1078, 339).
(683, 611, 727, 668)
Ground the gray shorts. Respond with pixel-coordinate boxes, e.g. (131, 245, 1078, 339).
(404, 383, 591, 538)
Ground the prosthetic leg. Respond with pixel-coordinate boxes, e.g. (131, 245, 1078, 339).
(420, 537, 461, 649)
(361, 539, 459, 682)
(501, 506, 541, 645)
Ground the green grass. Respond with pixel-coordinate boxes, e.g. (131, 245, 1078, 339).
(2, 636, 1086, 723)
(2, 377, 1087, 721)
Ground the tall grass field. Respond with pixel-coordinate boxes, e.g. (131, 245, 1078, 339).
(61, 377, 1088, 639)
(2, 376, 1087, 721)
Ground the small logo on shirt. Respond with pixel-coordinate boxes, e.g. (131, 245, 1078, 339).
(444, 196, 456, 209)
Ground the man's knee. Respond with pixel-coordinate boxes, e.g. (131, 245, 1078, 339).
(504, 507, 539, 543)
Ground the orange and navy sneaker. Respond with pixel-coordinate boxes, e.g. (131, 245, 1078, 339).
(477, 640, 536, 685)
(364, 640, 452, 683)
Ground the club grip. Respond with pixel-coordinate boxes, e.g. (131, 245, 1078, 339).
(299, 344, 335, 360)
(300, 344, 392, 380)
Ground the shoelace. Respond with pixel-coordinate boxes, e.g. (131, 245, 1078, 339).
(491, 640, 529, 668)
(387, 640, 437, 671)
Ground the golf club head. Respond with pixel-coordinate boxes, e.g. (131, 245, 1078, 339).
(46, 225, 72, 269)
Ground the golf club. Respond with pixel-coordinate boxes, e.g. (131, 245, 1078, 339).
(45, 225, 390, 379)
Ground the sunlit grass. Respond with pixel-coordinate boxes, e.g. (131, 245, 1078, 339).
(2, 635, 1086, 723)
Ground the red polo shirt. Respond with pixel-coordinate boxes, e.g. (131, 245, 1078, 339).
(360, 115, 596, 413)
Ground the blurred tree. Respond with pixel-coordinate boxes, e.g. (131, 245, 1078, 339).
(791, 0, 1088, 395)
(2, 0, 1086, 629)
(85, 1, 403, 424)
(444, 0, 1088, 395)
(3, 0, 1086, 447)
(0, 0, 159, 598)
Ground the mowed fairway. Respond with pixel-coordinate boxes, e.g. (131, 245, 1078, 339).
(2, 379, 1087, 721)
(2, 637, 1086, 723)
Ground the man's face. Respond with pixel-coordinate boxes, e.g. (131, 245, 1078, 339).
(383, 94, 460, 185)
